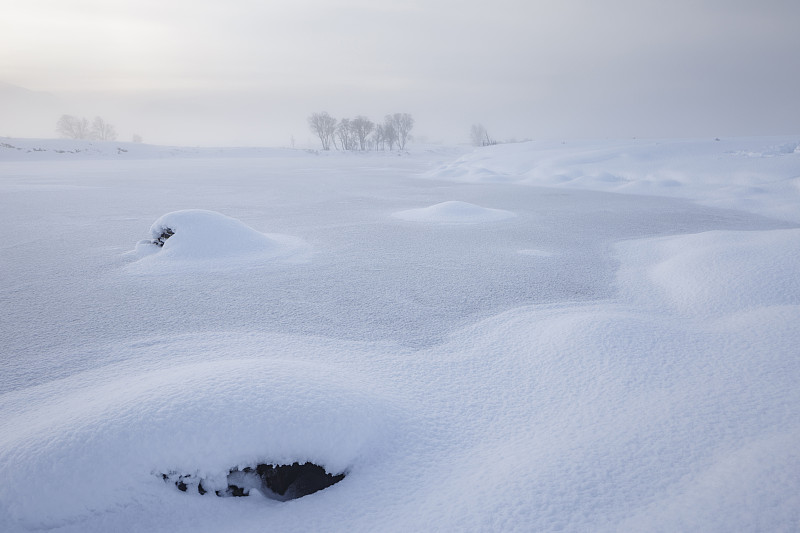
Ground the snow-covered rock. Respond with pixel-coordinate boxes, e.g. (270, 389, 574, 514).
(128, 209, 311, 272)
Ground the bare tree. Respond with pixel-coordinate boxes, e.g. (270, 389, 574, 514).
(335, 118, 357, 150)
(351, 115, 374, 151)
(91, 116, 117, 141)
(371, 124, 385, 151)
(470, 123, 495, 146)
(390, 113, 414, 150)
(382, 116, 398, 150)
(308, 112, 337, 150)
(56, 114, 91, 139)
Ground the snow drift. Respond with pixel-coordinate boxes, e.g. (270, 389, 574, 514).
(617, 228, 800, 316)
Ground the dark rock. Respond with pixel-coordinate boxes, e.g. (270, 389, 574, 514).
(257, 462, 345, 498)
(161, 461, 345, 501)
(153, 227, 174, 247)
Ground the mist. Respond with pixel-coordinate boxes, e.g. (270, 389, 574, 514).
(2, 0, 799, 146)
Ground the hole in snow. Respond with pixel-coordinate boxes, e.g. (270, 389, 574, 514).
(162, 462, 346, 501)
(152, 227, 174, 247)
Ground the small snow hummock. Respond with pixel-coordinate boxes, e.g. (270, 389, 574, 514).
(128, 209, 310, 272)
(392, 201, 516, 223)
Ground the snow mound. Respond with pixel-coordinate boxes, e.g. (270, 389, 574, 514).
(128, 210, 310, 272)
(0, 357, 403, 528)
(392, 201, 516, 224)
(617, 228, 800, 316)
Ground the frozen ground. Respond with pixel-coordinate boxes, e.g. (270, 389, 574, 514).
(0, 136, 798, 531)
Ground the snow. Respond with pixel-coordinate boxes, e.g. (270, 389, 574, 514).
(428, 137, 800, 223)
(392, 200, 516, 223)
(1, 136, 799, 532)
(0, 355, 401, 528)
(617, 228, 800, 316)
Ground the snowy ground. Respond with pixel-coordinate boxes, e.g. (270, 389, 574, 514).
(1, 136, 798, 532)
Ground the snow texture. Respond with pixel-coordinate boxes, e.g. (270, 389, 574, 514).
(1, 136, 799, 532)
(392, 200, 516, 223)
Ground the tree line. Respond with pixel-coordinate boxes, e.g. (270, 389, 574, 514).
(308, 112, 414, 151)
(56, 114, 118, 141)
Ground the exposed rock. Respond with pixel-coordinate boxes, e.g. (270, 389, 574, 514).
(161, 462, 346, 501)
(152, 227, 174, 247)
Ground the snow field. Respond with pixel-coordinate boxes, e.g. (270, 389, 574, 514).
(392, 200, 516, 223)
(0, 136, 798, 531)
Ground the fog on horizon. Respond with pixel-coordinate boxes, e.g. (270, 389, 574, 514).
(2, 0, 799, 147)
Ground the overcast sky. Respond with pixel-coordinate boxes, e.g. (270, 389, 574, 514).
(2, 0, 799, 146)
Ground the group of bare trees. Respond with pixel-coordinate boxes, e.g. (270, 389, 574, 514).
(308, 112, 414, 151)
(56, 115, 117, 141)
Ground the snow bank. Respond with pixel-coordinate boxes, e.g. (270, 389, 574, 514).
(392, 200, 516, 223)
(427, 137, 800, 223)
(127, 210, 310, 272)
